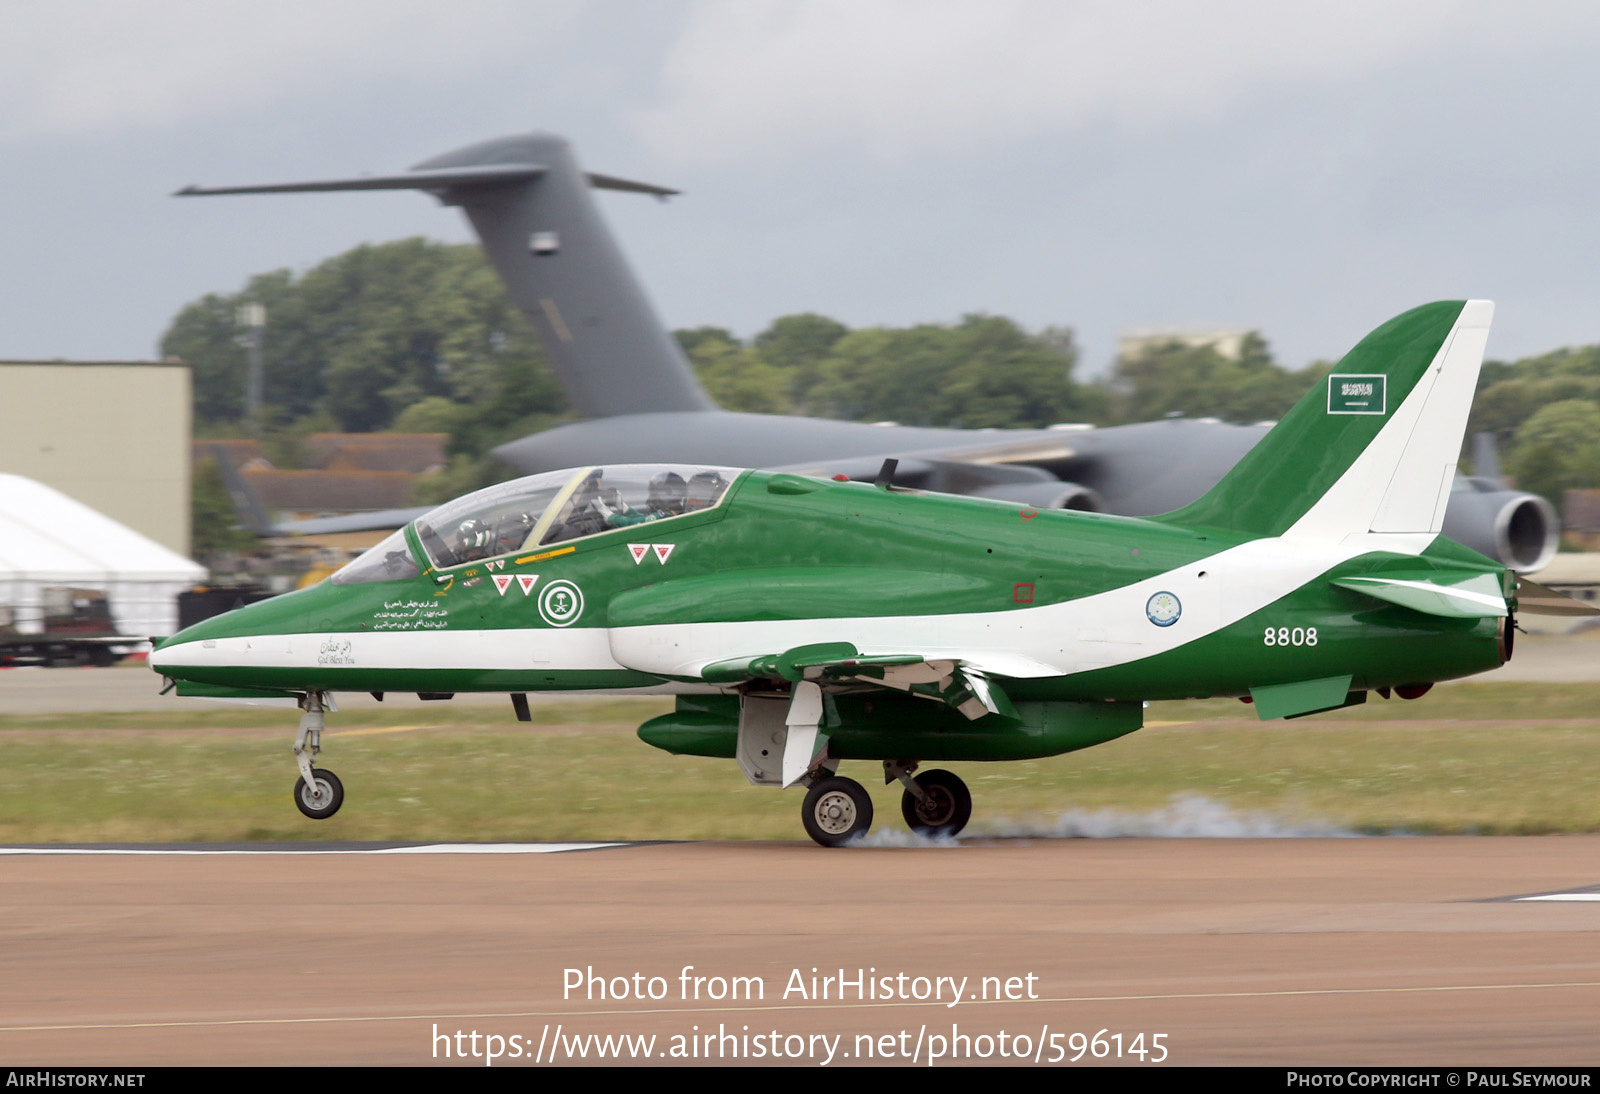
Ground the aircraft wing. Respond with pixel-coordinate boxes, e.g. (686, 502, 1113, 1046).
(688, 641, 1065, 787)
(695, 641, 1062, 721)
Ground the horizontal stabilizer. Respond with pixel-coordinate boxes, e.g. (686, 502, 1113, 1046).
(1515, 577, 1600, 617)
(1332, 572, 1507, 619)
(176, 166, 678, 199)
(583, 172, 681, 197)
(176, 165, 547, 197)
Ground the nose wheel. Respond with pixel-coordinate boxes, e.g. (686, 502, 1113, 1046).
(801, 776, 873, 847)
(899, 769, 972, 837)
(294, 769, 344, 820)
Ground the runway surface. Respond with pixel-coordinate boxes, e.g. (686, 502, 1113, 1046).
(2, 836, 1598, 1066)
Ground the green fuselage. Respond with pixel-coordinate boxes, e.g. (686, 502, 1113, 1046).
(152, 469, 1508, 710)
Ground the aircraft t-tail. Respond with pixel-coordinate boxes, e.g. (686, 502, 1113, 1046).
(149, 300, 1597, 844)
(176, 133, 1559, 572)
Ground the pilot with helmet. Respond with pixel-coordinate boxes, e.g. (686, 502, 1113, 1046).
(601, 470, 688, 528)
(684, 470, 729, 512)
(454, 518, 495, 562)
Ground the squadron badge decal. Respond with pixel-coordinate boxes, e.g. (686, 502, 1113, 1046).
(1146, 591, 1182, 627)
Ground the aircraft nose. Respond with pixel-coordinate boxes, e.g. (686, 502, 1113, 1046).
(147, 633, 186, 672)
(147, 627, 211, 677)
(145, 591, 299, 678)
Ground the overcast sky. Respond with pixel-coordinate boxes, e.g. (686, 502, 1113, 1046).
(4, 0, 1599, 375)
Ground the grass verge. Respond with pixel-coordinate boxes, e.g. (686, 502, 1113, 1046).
(0, 682, 1596, 841)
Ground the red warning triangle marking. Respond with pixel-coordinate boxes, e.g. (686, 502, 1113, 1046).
(628, 544, 649, 564)
(492, 575, 513, 596)
(517, 574, 537, 595)
(653, 543, 675, 564)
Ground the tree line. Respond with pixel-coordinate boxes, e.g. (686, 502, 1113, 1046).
(167, 238, 1600, 533)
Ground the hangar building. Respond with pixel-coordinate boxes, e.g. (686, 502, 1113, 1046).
(0, 361, 192, 557)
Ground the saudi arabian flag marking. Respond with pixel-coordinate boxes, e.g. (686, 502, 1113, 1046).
(1328, 374, 1387, 415)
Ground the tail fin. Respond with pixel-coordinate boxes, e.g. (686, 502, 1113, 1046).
(176, 132, 715, 419)
(1160, 300, 1494, 542)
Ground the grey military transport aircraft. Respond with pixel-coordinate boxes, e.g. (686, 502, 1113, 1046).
(177, 132, 1557, 572)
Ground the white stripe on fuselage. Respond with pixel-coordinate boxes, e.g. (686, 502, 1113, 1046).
(607, 532, 1436, 679)
(152, 626, 626, 673)
(151, 535, 1441, 683)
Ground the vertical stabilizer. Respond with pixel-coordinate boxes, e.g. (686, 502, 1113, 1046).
(1160, 301, 1493, 542)
(177, 133, 715, 419)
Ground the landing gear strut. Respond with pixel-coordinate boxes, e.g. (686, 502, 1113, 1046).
(291, 692, 343, 820)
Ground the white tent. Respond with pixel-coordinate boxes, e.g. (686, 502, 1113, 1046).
(0, 474, 205, 639)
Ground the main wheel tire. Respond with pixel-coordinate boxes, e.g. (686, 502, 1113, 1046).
(900, 769, 972, 837)
(801, 776, 874, 847)
(294, 769, 344, 820)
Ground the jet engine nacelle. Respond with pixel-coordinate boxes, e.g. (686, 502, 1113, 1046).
(969, 481, 1105, 512)
(1441, 481, 1558, 573)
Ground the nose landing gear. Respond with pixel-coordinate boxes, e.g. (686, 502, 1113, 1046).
(291, 692, 343, 820)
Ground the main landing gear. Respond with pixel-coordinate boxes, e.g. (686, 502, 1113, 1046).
(898, 767, 973, 837)
(797, 764, 974, 847)
(291, 692, 344, 820)
(801, 776, 874, 847)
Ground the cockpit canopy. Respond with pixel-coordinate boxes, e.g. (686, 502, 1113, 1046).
(331, 465, 742, 584)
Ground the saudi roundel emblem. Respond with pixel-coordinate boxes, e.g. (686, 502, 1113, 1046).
(538, 580, 584, 627)
(1145, 591, 1181, 627)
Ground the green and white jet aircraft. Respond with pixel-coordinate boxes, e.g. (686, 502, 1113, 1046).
(150, 300, 1575, 845)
